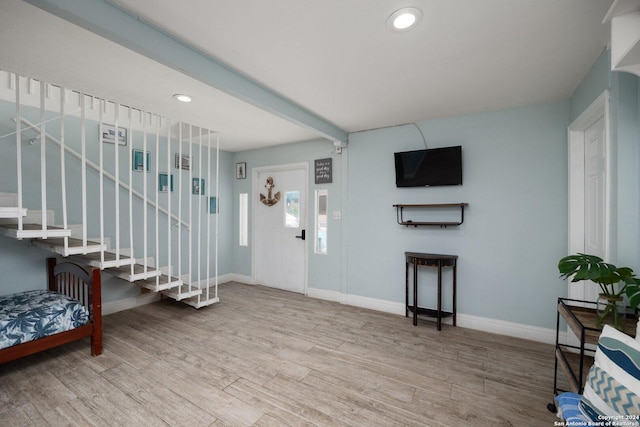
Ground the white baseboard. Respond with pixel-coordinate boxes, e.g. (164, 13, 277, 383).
(226, 273, 256, 285)
(306, 287, 559, 345)
(456, 313, 561, 345)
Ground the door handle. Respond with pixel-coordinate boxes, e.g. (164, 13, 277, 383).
(295, 229, 306, 240)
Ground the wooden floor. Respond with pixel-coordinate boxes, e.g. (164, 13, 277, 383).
(1, 283, 561, 426)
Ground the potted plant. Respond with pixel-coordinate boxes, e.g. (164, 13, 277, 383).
(558, 253, 640, 331)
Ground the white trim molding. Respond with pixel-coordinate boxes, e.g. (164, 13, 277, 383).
(306, 287, 559, 344)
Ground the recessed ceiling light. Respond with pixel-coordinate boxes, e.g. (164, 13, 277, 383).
(387, 7, 422, 32)
(173, 94, 192, 103)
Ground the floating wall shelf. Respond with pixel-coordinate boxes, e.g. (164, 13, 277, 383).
(393, 203, 468, 227)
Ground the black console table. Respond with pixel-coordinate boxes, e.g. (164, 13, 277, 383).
(405, 252, 457, 330)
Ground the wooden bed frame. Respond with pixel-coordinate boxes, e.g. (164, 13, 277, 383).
(0, 257, 102, 364)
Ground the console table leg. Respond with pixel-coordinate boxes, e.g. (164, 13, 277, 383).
(453, 262, 457, 327)
(405, 261, 409, 318)
(437, 261, 442, 331)
(413, 259, 418, 326)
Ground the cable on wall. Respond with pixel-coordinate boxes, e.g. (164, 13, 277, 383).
(412, 123, 427, 148)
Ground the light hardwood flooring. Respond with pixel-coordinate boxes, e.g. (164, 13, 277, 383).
(1, 282, 561, 426)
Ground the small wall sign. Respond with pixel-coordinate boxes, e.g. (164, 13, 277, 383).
(314, 158, 332, 184)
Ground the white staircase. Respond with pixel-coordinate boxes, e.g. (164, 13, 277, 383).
(0, 71, 219, 308)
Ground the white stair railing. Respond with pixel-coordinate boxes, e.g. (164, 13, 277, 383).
(15, 117, 190, 231)
(1, 71, 219, 307)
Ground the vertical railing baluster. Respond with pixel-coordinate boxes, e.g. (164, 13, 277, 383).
(39, 81, 47, 237)
(177, 123, 183, 297)
(60, 87, 68, 252)
(114, 103, 120, 264)
(215, 133, 219, 300)
(99, 100, 105, 266)
(143, 112, 148, 278)
(81, 94, 88, 250)
(188, 125, 193, 295)
(128, 108, 135, 277)
(206, 130, 211, 302)
(197, 128, 203, 302)
(166, 118, 172, 285)
(155, 116, 160, 289)
(15, 75, 23, 233)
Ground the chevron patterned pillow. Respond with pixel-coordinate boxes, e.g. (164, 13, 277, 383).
(580, 325, 640, 425)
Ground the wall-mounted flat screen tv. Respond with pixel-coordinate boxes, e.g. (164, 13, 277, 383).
(394, 146, 462, 187)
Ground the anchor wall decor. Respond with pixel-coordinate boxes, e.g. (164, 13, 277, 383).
(260, 176, 281, 206)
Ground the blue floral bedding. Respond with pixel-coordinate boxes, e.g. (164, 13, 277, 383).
(0, 290, 89, 350)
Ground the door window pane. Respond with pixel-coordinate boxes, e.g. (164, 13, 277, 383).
(315, 189, 328, 254)
(285, 191, 300, 228)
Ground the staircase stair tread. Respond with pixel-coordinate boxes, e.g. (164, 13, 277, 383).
(162, 284, 203, 300)
(0, 223, 71, 238)
(107, 262, 163, 282)
(72, 251, 137, 271)
(136, 274, 183, 291)
(0, 207, 27, 218)
(32, 237, 106, 256)
(78, 251, 134, 263)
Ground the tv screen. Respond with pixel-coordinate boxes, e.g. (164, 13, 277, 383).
(394, 146, 462, 187)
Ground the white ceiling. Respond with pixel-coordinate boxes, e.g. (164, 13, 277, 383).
(1, 0, 612, 151)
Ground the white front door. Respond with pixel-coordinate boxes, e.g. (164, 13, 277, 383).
(253, 163, 307, 294)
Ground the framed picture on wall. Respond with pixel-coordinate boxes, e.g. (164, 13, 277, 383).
(175, 154, 190, 170)
(101, 124, 127, 146)
(132, 150, 150, 172)
(158, 173, 173, 193)
(192, 177, 205, 195)
(236, 162, 246, 179)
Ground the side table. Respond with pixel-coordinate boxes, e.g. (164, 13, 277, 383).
(405, 252, 457, 330)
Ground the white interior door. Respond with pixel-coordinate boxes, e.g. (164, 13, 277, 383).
(568, 92, 609, 303)
(584, 117, 606, 252)
(254, 163, 307, 293)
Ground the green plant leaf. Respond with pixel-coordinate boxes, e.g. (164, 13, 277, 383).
(589, 263, 601, 280)
(625, 279, 640, 309)
(557, 253, 638, 296)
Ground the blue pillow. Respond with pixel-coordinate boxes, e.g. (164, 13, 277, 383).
(555, 392, 590, 425)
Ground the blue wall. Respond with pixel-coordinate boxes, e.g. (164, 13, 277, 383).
(570, 49, 610, 123)
(347, 101, 570, 328)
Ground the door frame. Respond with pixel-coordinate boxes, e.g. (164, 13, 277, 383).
(567, 90, 611, 302)
(251, 162, 309, 293)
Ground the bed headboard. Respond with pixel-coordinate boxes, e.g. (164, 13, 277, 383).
(46, 258, 102, 336)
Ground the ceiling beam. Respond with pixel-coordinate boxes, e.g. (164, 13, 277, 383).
(23, 0, 348, 144)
